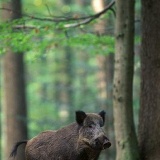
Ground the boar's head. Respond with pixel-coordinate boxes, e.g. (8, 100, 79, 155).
(76, 110, 111, 151)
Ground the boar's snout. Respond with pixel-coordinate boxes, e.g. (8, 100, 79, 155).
(103, 137, 111, 149)
(95, 136, 111, 150)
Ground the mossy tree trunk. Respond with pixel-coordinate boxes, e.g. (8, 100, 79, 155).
(113, 0, 140, 159)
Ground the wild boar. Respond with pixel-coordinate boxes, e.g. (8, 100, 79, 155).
(10, 110, 111, 160)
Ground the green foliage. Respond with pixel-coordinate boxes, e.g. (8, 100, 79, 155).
(66, 34, 115, 54)
(0, 0, 115, 56)
(0, 17, 115, 56)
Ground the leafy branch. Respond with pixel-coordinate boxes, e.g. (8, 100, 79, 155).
(0, 0, 115, 29)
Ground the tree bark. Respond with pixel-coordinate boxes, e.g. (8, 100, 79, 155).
(2, 1, 28, 159)
(139, 0, 160, 160)
(113, 0, 140, 159)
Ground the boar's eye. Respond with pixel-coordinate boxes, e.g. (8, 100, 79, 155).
(88, 124, 95, 128)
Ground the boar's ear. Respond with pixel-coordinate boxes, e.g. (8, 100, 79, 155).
(99, 110, 106, 126)
(76, 111, 87, 125)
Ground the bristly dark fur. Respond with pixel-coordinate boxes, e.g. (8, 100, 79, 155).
(10, 140, 27, 158)
(10, 111, 111, 160)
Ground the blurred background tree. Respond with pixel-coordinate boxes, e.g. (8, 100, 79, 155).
(92, 0, 115, 159)
(1, 0, 27, 159)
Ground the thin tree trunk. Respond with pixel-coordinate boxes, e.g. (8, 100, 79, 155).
(78, 51, 89, 110)
(53, 0, 74, 123)
(139, 0, 160, 159)
(91, 0, 113, 111)
(2, 1, 28, 159)
(63, 47, 74, 122)
(53, 47, 74, 123)
(92, 0, 115, 159)
(113, 0, 140, 159)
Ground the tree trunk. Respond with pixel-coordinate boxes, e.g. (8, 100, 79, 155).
(113, 0, 140, 159)
(53, 47, 74, 123)
(139, 0, 160, 159)
(63, 47, 74, 122)
(1, 1, 28, 160)
(92, 1, 115, 159)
